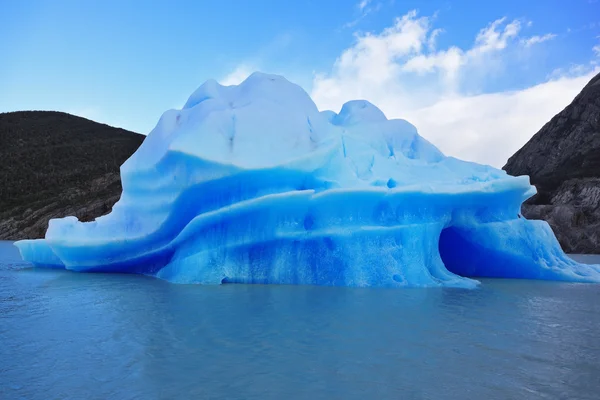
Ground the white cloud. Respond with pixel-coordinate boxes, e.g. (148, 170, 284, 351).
(403, 73, 597, 168)
(311, 10, 598, 168)
(594, 44, 600, 57)
(521, 33, 557, 47)
(219, 64, 254, 86)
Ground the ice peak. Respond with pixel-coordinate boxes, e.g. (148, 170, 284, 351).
(333, 100, 388, 126)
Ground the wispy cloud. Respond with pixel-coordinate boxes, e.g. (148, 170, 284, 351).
(343, 0, 382, 29)
(564, 21, 600, 34)
(219, 64, 255, 86)
(548, 63, 595, 79)
(311, 11, 599, 168)
(217, 32, 295, 86)
(471, 17, 521, 53)
(358, 0, 372, 12)
(427, 28, 444, 51)
(521, 33, 557, 47)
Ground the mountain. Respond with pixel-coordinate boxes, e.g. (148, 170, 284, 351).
(504, 72, 600, 253)
(0, 111, 144, 240)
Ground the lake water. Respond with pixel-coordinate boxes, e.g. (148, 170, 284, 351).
(1, 241, 600, 399)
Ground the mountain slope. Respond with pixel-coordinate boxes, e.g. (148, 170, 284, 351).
(504, 72, 600, 253)
(0, 111, 144, 240)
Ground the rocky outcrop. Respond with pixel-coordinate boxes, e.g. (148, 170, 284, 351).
(0, 111, 144, 240)
(504, 72, 600, 253)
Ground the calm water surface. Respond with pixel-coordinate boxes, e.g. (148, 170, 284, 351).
(1, 241, 600, 399)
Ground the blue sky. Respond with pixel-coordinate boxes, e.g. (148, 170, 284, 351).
(1, 0, 599, 166)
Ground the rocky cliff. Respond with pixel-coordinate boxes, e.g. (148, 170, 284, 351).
(504, 72, 600, 253)
(0, 111, 144, 240)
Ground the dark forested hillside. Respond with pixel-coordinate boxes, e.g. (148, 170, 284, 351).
(0, 111, 144, 240)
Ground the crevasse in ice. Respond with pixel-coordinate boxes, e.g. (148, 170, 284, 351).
(15, 73, 600, 287)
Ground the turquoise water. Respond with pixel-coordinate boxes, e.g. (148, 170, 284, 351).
(1, 240, 600, 399)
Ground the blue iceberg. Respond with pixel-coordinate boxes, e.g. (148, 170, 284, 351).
(15, 73, 600, 288)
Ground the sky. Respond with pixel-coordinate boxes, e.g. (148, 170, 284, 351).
(1, 0, 599, 167)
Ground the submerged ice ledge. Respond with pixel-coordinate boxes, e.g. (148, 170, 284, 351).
(15, 72, 600, 287)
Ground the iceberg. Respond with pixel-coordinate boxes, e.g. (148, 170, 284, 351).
(15, 73, 600, 288)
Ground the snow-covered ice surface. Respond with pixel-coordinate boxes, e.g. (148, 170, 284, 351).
(15, 73, 600, 288)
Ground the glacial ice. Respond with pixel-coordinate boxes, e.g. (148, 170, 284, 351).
(15, 72, 600, 288)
